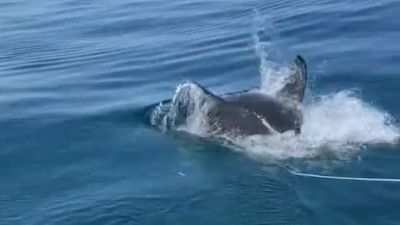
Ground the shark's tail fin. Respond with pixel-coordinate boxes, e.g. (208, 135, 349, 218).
(277, 55, 308, 103)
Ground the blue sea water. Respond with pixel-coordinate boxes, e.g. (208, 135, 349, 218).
(1, 0, 400, 224)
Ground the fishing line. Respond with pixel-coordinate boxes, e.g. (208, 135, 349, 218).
(283, 165, 400, 183)
(289, 169, 400, 182)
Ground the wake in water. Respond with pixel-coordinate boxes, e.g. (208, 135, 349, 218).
(149, 15, 399, 161)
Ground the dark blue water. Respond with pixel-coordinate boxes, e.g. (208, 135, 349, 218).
(1, 0, 400, 224)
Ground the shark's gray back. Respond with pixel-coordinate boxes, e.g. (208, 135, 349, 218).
(223, 92, 302, 134)
(216, 55, 307, 134)
(161, 55, 307, 136)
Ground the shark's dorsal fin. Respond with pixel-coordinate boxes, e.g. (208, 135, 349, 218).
(276, 55, 308, 103)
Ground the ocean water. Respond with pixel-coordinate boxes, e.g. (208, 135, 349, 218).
(1, 0, 400, 224)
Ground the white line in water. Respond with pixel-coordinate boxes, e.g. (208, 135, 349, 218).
(289, 170, 400, 182)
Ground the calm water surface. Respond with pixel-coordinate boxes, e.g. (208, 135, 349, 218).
(1, 0, 400, 224)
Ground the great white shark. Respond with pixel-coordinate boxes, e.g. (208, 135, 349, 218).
(151, 55, 307, 136)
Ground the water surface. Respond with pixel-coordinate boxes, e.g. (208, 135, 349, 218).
(1, 0, 400, 224)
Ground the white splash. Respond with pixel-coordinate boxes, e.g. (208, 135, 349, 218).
(235, 90, 399, 160)
(252, 9, 293, 97)
(151, 82, 219, 137)
(172, 82, 218, 136)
